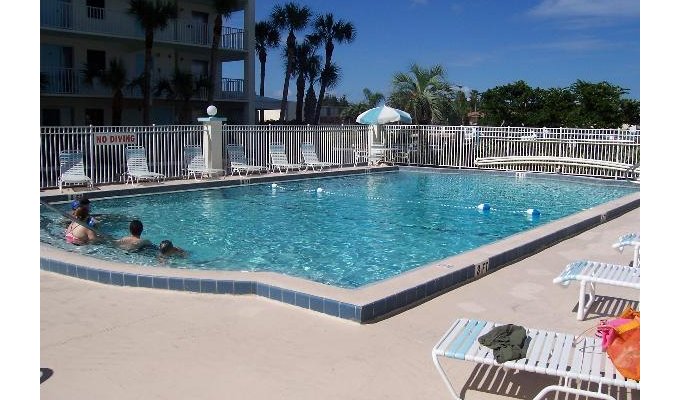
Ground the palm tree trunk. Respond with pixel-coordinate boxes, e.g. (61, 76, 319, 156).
(143, 31, 153, 125)
(279, 35, 295, 122)
(259, 54, 266, 124)
(314, 76, 327, 125)
(314, 47, 333, 125)
(181, 97, 192, 123)
(208, 15, 222, 105)
(295, 73, 305, 122)
(304, 85, 316, 124)
(112, 90, 123, 126)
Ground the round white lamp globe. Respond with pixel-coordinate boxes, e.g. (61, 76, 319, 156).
(207, 105, 217, 116)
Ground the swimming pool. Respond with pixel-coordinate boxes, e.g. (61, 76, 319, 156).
(40, 170, 639, 288)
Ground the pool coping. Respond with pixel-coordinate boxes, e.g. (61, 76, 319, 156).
(40, 167, 640, 323)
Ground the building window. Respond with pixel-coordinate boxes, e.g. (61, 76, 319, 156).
(87, 50, 106, 75)
(86, 0, 105, 19)
(85, 109, 104, 126)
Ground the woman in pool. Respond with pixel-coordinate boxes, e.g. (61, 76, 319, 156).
(64, 206, 98, 245)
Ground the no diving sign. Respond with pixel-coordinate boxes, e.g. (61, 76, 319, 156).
(94, 133, 136, 145)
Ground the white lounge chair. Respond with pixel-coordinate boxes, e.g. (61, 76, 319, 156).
(553, 260, 640, 320)
(184, 145, 225, 180)
(58, 150, 93, 193)
(368, 142, 387, 165)
(124, 145, 166, 185)
(300, 142, 336, 171)
(612, 233, 640, 268)
(226, 144, 267, 176)
(432, 318, 640, 400)
(269, 143, 303, 173)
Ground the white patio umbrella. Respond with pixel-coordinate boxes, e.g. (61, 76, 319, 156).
(355, 105, 412, 165)
(355, 105, 412, 125)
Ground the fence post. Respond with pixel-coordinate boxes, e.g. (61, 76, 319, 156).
(197, 106, 227, 170)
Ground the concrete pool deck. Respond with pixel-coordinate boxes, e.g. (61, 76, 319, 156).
(40, 169, 641, 399)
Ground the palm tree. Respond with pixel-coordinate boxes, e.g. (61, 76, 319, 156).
(255, 20, 280, 123)
(82, 58, 129, 126)
(128, 0, 177, 125)
(362, 88, 384, 108)
(314, 62, 340, 123)
(303, 51, 322, 124)
(339, 88, 383, 124)
(389, 63, 454, 124)
(154, 67, 197, 124)
(310, 14, 356, 125)
(292, 40, 319, 122)
(208, 0, 240, 105)
(271, 2, 311, 122)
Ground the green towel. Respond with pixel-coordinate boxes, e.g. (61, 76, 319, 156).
(478, 324, 529, 363)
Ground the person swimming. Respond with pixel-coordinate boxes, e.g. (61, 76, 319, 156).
(64, 206, 98, 245)
(158, 240, 187, 258)
(115, 219, 153, 252)
(69, 197, 96, 227)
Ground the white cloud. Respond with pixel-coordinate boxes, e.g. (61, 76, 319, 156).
(528, 38, 610, 51)
(528, 0, 639, 19)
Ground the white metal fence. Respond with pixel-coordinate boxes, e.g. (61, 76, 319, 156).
(40, 125, 205, 188)
(381, 125, 640, 177)
(39, 124, 640, 189)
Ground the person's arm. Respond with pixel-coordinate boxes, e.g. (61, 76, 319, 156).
(86, 228, 100, 243)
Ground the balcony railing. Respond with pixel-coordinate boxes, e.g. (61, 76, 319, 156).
(40, 1, 246, 50)
(41, 67, 245, 100)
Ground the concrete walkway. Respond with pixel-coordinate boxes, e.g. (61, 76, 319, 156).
(41, 208, 640, 400)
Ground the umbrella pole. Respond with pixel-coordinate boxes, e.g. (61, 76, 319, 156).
(368, 125, 374, 165)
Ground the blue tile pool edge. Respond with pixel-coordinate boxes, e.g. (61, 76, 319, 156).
(40, 180, 639, 324)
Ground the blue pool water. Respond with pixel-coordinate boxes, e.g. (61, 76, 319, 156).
(40, 170, 638, 288)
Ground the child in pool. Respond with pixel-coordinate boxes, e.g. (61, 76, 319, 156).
(158, 240, 187, 258)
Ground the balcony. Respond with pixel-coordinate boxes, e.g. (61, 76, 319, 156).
(40, 1, 246, 50)
(41, 67, 245, 100)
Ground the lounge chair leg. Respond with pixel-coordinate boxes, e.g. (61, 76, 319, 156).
(577, 280, 596, 320)
(432, 353, 463, 400)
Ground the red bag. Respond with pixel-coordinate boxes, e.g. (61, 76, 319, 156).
(598, 307, 640, 381)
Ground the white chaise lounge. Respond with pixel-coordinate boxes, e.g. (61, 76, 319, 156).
(226, 144, 267, 176)
(124, 145, 166, 185)
(612, 232, 640, 268)
(58, 150, 93, 193)
(553, 260, 640, 320)
(184, 145, 225, 180)
(300, 142, 336, 171)
(432, 318, 640, 400)
(269, 143, 303, 173)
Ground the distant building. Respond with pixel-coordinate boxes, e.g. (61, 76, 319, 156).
(260, 99, 347, 124)
(40, 0, 255, 126)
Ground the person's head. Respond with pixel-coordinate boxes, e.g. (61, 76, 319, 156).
(129, 219, 143, 237)
(159, 240, 174, 255)
(72, 197, 91, 210)
(73, 206, 89, 221)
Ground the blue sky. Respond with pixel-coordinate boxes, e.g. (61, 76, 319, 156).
(233, 0, 639, 103)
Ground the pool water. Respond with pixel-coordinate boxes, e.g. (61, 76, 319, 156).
(40, 170, 639, 288)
